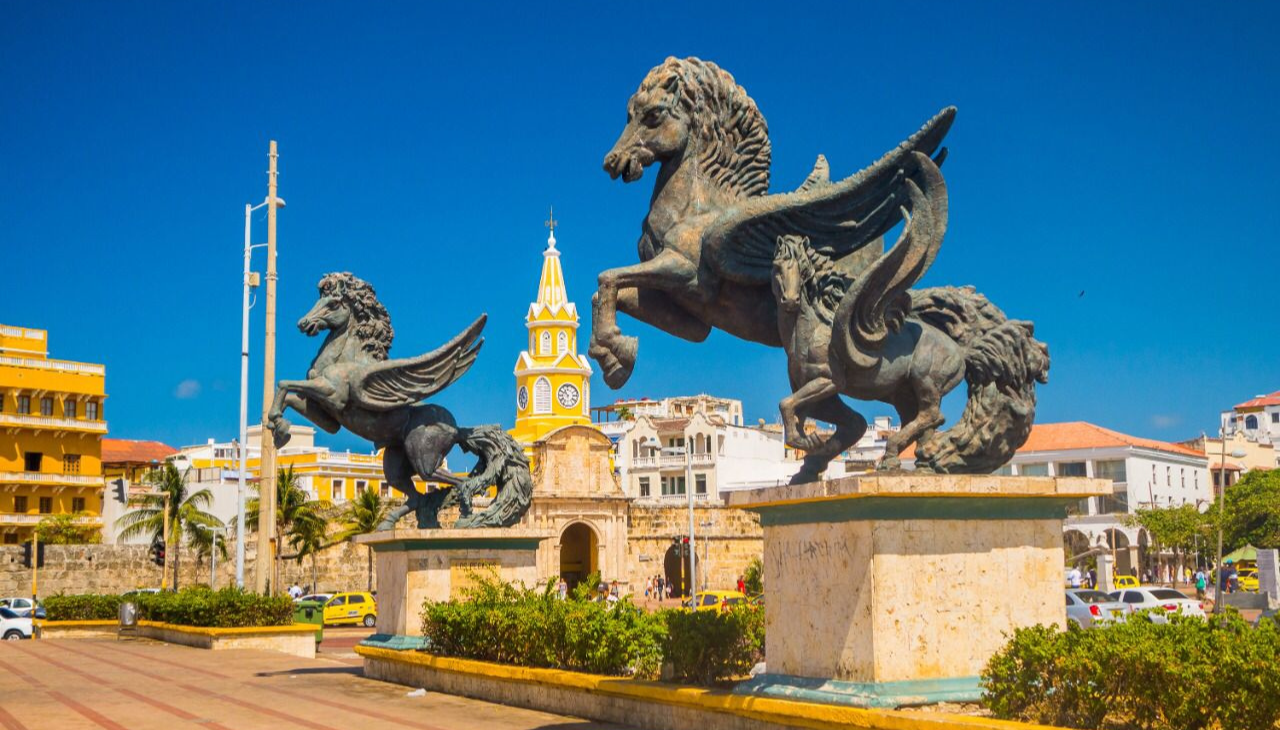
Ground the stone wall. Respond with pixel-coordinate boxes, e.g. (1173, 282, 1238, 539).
(626, 504, 762, 593)
(0, 538, 381, 597)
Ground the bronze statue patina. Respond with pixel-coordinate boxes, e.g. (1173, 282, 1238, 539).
(594, 57, 1048, 477)
(266, 273, 531, 529)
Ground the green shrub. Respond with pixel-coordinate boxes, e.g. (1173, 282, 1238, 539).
(661, 604, 764, 685)
(44, 593, 122, 621)
(982, 613, 1280, 730)
(44, 588, 293, 628)
(422, 573, 665, 677)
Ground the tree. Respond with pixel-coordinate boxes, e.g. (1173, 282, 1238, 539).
(288, 509, 329, 592)
(36, 512, 102, 545)
(247, 466, 326, 591)
(337, 488, 389, 592)
(115, 462, 223, 590)
(1125, 505, 1211, 584)
(615, 406, 633, 421)
(742, 556, 763, 595)
(1220, 469, 1280, 551)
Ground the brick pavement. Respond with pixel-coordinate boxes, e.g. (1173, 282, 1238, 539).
(0, 638, 629, 730)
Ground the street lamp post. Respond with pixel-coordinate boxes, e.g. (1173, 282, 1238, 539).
(1212, 428, 1248, 614)
(194, 524, 227, 589)
(239, 199, 269, 590)
(647, 438, 697, 600)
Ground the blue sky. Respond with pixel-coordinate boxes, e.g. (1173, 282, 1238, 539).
(2, 2, 1276, 454)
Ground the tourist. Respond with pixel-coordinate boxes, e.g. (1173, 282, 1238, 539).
(1195, 569, 1207, 600)
(556, 578, 568, 600)
(288, 582, 303, 600)
(736, 575, 746, 594)
(657, 576, 666, 602)
(1067, 565, 1082, 589)
(1087, 567, 1097, 589)
(610, 580, 620, 598)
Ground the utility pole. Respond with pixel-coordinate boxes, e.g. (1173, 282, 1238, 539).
(30, 531, 38, 640)
(255, 141, 281, 595)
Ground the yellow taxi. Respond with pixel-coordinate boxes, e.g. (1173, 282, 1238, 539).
(1113, 575, 1140, 590)
(1238, 569, 1259, 592)
(687, 590, 748, 612)
(322, 592, 377, 627)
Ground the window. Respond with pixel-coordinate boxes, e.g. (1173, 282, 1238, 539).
(63, 455, 81, 474)
(557, 331, 568, 354)
(1245, 415, 1259, 430)
(1180, 469, 1185, 488)
(533, 377, 552, 414)
(40, 397, 53, 416)
(86, 401, 99, 420)
(63, 400, 76, 419)
(638, 477, 650, 498)
(1094, 460, 1126, 483)
(1272, 412, 1279, 424)
(539, 331, 551, 355)
(38, 497, 52, 514)
(695, 474, 707, 495)
(1020, 463, 1049, 476)
(23, 453, 41, 472)
(331, 479, 343, 501)
(14, 496, 28, 513)
(2, 535, 15, 545)
(327, 596, 346, 606)
(0, 393, 4, 412)
(347, 594, 365, 605)
(72, 497, 85, 513)
(1195, 472, 1199, 490)
(1058, 462, 1087, 477)
(1166, 466, 1171, 486)
(661, 476, 686, 495)
(994, 465, 1014, 476)
(17, 396, 30, 414)
(356, 480, 367, 496)
(380, 482, 390, 498)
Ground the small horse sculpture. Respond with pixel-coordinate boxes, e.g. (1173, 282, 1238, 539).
(772, 154, 1050, 476)
(590, 56, 952, 390)
(266, 272, 531, 529)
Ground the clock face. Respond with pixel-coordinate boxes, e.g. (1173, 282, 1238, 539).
(517, 386, 529, 411)
(556, 383, 580, 408)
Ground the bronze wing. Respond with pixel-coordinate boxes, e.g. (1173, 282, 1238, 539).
(703, 106, 954, 285)
(352, 314, 486, 411)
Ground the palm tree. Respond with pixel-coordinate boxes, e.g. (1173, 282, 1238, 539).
(289, 512, 329, 592)
(248, 466, 325, 591)
(116, 462, 223, 590)
(337, 488, 389, 591)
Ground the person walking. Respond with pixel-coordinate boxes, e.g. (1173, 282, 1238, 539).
(556, 578, 568, 600)
(736, 575, 746, 594)
(288, 582, 303, 600)
(1194, 569, 1207, 600)
(657, 575, 666, 603)
(1067, 565, 1082, 589)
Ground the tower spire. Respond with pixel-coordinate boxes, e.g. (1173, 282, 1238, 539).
(544, 206, 557, 252)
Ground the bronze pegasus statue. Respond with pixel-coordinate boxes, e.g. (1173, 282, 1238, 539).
(266, 273, 531, 529)
(593, 57, 1048, 477)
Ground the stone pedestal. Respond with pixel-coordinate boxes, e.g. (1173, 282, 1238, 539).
(354, 528, 550, 650)
(726, 474, 1109, 708)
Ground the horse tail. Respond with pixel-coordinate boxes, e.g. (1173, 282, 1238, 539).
(832, 152, 946, 371)
(910, 286, 1050, 473)
(452, 425, 533, 529)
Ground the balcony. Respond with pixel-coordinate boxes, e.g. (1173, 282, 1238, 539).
(0, 513, 102, 526)
(0, 471, 103, 487)
(632, 456, 657, 469)
(0, 354, 104, 376)
(0, 413, 107, 433)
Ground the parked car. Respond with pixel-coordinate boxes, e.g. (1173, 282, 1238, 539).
(0, 597, 45, 620)
(0, 608, 33, 640)
(296, 593, 332, 604)
(684, 590, 747, 612)
(1113, 575, 1141, 590)
(1065, 589, 1128, 628)
(322, 592, 377, 627)
(1108, 587, 1206, 623)
(1237, 569, 1259, 592)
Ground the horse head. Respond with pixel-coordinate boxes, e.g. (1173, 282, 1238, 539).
(300, 272, 395, 360)
(604, 57, 771, 199)
(772, 236, 808, 315)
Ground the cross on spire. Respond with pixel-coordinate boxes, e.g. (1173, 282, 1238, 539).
(544, 206, 558, 251)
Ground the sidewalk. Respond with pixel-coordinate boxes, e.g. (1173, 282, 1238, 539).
(0, 637, 628, 730)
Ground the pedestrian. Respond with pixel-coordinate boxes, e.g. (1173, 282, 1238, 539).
(736, 575, 746, 594)
(556, 578, 568, 600)
(1087, 567, 1097, 590)
(657, 576, 665, 602)
(1194, 569, 1207, 600)
(610, 580, 620, 598)
(288, 582, 303, 600)
(644, 576, 651, 599)
(1067, 565, 1082, 589)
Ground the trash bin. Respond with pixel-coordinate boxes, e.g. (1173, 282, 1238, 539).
(118, 601, 138, 640)
(293, 600, 324, 646)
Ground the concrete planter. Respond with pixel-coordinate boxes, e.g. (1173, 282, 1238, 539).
(37, 619, 316, 658)
(356, 646, 1052, 730)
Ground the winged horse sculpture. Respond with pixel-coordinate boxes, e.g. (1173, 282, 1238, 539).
(266, 272, 531, 529)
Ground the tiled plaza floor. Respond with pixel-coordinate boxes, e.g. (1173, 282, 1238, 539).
(0, 637, 629, 730)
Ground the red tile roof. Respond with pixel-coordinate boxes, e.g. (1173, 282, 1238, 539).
(1234, 390, 1280, 410)
(102, 439, 178, 465)
(901, 421, 1206, 461)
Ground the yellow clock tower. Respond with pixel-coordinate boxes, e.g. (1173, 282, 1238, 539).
(511, 212, 592, 446)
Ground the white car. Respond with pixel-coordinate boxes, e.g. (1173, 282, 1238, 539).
(1108, 587, 1206, 622)
(0, 597, 43, 619)
(0, 608, 33, 640)
(1065, 589, 1128, 628)
(296, 593, 332, 604)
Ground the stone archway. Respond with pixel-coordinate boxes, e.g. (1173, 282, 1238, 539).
(1106, 528, 1135, 578)
(1064, 529, 1092, 565)
(559, 522, 598, 590)
(663, 542, 692, 598)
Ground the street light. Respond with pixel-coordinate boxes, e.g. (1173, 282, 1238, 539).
(645, 437, 696, 600)
(1212, 433, 1248, 614)
(193, 523, 228, 589)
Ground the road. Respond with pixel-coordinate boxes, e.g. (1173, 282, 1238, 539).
(0, 636, 629, 730)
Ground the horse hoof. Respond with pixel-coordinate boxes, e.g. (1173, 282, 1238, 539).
(592, 338, 637, 389)
(272, 420, 293, 448)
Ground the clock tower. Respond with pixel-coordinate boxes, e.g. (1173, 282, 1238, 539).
(511, 211, 593, 446)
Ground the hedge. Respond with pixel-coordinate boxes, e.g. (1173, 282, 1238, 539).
(421, 573, 763, 685)
(43, 587, 294, 628)
(982, 612, 1280, 730)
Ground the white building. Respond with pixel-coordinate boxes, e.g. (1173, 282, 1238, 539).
(1222, 390, 1280, 445)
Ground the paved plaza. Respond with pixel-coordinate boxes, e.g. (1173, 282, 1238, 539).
(0, 636, 628, 730)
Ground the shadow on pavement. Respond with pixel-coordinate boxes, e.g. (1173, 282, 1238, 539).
(255, 666, 362, 677)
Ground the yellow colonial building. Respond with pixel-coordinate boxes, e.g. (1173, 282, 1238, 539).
(0, 325, 108, 543)
(510, 219, 593, 448)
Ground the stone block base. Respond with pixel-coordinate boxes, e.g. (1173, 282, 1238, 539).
(726, 474, 1109, 706)
(354, 528, 550, 637)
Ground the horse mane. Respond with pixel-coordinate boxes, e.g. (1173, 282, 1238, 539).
(318, 272, 394, 360)
(646, 57, 771, 199)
